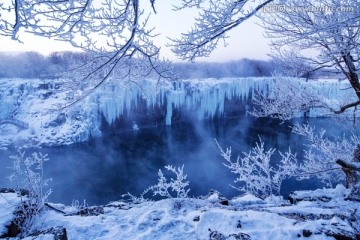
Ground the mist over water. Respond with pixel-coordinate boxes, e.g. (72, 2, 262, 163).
(0, 116, 348, 205)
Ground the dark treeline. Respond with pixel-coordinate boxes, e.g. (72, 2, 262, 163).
(0, 52, 278, 79)
(0, 52, 88, 79)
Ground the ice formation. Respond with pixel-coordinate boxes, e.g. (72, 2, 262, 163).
(0, 77, 352, 147)
(90, 77, 351, 125)
(92, 78, 268, 125)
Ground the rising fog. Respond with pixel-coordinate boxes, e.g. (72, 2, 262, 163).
(0, 52, 280, 79)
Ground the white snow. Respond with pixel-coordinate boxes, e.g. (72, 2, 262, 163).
(0, 192, 21, 236)
(0, 185, 358, 239)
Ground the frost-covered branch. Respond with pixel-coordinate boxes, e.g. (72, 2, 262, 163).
(260, 0, 360, 102)
(0, 0, 174, 99)
(170, 0, 274, 61)
(251, 77, 360, 122)
(251, 78, 325, 121)
(292, 124, 360, 199)
(143, 165, 190, 199)
(215, 138, 297, 199)
(9, 150, 52, 237)
(292, 123, 360, 187)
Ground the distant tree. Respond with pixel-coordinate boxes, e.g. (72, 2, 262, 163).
(0, 52, 50, 78)
(22, 52, 47, 78)
(48, 51, 89, 75)
(173, 59, 275, 79)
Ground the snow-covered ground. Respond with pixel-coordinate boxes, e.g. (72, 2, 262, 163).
(0, 185, 359, 239)
(0, 191, 21, 236)
(0, 78, 101, 148)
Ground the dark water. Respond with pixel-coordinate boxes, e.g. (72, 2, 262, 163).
(0, 117, 350, 205)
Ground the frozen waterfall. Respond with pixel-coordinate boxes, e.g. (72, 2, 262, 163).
(0, 77, 353, 148)
(89, 78, 352, 126)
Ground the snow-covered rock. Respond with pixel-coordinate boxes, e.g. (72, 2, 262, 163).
(0, 192, 21, 237)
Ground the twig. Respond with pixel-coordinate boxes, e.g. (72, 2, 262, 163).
(294, 167, 342, 176)
(44, 202, 66, 214)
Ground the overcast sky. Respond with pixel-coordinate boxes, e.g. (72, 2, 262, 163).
(0, 1, 271, 62)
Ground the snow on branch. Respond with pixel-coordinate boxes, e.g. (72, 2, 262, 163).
(250, 78, 331, 121)
(170, 0, 274, 61)
(250, 77, 360, 122)
(215, 138, 297, 199)
(0, 0, 174, 100)
(143, 165, 190, 199)
(336, 159, 360, 171)
(292, 123, 360, 186)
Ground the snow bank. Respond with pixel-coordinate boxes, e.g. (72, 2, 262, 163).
(1, 186, 358, 239)
(0, 78, 101, 148)
(0, 192, 21, 236)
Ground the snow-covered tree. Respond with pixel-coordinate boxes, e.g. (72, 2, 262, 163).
(0, 0, 173, 102)
(252, 1, 360, 199)
(216, 138, 298, 199)
(258, 0, 360, 114)
(9, 150, 52, 237)
(0, 1, 276, 78)
(169, 0, 274, 61)
(293, 124, 360, 200)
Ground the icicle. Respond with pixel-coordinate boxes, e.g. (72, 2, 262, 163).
(166, 96, 173, 126)
(92, 78, 352, 126)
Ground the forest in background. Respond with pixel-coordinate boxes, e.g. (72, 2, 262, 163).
(0, 51, 282, 79)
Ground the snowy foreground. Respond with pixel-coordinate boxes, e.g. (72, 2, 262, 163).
(1, 185, 359, 239)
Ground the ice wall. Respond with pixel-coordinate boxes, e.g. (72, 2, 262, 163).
(90, 78, 352, 126)
(0, 77, 352, 148)
(90, 78, 270, 126)
(305, 79, 354, 117)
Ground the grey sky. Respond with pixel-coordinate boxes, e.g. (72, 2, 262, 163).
(0, 1, 271, 62)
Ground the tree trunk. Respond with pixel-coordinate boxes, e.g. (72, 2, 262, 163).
(336, 145, 360, 201)
(343, 53, 360, 99)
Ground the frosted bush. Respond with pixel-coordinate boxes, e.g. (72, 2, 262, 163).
(9, 150, 52, 237)
(251, 78, 328, 121)
(71, 199, 89, 210)
(292, 123, 360, 187)
(144, 165, 190, 199)
(122, 192, 150, 204)
(216, 139, 298, 199)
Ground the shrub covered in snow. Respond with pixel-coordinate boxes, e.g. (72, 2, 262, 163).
(9, 150, 52, 237)
(294, 124, 359, 180)
(143, 165, 190, 199)
(216, 139, 298, 199)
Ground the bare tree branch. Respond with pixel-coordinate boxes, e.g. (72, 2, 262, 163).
(169, 0, 274, 61)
